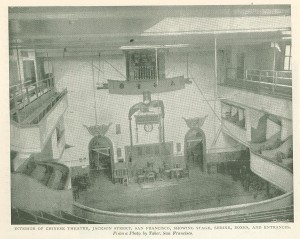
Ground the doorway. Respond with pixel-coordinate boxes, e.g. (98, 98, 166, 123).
(236, 52, 245, 79)
(88, 136, 114, 180)
(185, 129, 206, 172)
(23, 60, 36, 84)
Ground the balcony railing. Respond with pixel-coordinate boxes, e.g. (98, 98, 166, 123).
(130, 66, 157, 81)
(10, 75, 56, 122)
(24, 89, 67, 125)
(225, 68, 292, 98)
(10, 90, 68, 153)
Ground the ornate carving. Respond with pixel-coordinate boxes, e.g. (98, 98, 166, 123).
(183, 115, 208, 129)
(83, 123, 112, 137)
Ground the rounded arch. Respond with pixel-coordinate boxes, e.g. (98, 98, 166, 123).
(88, 135, 114, 179)
(184, 128, 207, 173)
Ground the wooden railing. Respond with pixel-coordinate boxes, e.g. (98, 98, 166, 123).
(10, 75, 56, 122)
(131, 66, 157, 81)
(10, 90, 68, 153)
(11, 88, 67, 125)
(225, 68, 292, 98)
(26, 89, 67, 125)
(73, 191, 293, 223)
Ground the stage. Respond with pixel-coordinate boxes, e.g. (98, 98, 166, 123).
(74, 167, 271, 213)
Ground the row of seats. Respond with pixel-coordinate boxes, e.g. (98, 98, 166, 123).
(11, 208, 102, 224)
(185, 206, 294, 223)
(22, 162, 68, 190)
(11, 205, 293, 224)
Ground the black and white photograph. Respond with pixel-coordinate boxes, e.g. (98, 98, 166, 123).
(6, 3, 296, 228)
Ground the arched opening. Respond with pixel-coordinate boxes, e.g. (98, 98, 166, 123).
(88, 136, 114, 180)
(184, 128, 206, 172)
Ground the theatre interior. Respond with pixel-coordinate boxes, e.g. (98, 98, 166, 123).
(9, 5, 293, 224)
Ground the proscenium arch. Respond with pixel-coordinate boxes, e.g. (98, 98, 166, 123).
(88, 135, 114, 179)
(184, 128, 207, 173)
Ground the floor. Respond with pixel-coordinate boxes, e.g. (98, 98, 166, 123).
(75, 166, 268, 213)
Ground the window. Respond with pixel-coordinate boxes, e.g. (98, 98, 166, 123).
(23, 60, 36, 84)
(221, 102, 245, 128)
(236, 52, 245, 79)
(284, 44, 292, 71)
(126, 50, 165, 81)
(176, 143, 181, 153)
(117, 148, 122, 158)
(116, 124, 121, 134)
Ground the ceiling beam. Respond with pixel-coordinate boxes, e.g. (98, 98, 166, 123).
(9, 5, 290, 20)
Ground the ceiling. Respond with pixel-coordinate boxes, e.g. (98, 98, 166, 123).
(9, 5, 291, 54)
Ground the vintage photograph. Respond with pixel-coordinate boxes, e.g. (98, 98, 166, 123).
(9, 5, 293, 224)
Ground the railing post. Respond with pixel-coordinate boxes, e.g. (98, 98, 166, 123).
(13, 91, 20, 123)
(243, 69, 246, 89)
(272, 71, 276, 95)
(235, 68, 237, 81)
(52, 76, 55, 89)
(46, 77, 50, 90)
(25, 86, 30, 104)
(258, 71, 261, 92)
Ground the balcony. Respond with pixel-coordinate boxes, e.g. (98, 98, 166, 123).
(11, 162, 73, 213)
(250, 151, 293, 192)
(10, 89, 68, 153)
(224, 68, 292, 99)
(10, 75, 56, 122)
(222, 120, 248, 146)
(108, 76, 187, 95)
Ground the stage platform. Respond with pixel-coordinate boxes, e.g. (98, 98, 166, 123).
(74, 167, 270, 213)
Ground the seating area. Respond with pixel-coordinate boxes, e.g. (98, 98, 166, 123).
(221, 102, 246, 128)
(251, 135, 293, 170)
(18, 161, 69, 190)
(11, 204, 293, 224)
(11, 207, 102, 224)
(71, 174, 91, 200)
(224, 68, 292, 98)
(185, 206, 294, 223)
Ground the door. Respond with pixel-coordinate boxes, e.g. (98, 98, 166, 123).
(23, 60, 36, 84)
(237, 53, 245, 79)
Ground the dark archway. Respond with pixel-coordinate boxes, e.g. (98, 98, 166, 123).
(88, 135, 114, 180)
(184, 128, 207, 172)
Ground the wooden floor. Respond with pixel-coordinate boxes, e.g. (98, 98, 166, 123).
(76, 167, 268, 213)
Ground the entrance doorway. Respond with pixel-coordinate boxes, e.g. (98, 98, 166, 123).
(236, 52, 245, 79)
(185, 129, 206, 172)
(88, 136, 114, 180)
(23, 60, 36, 84)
